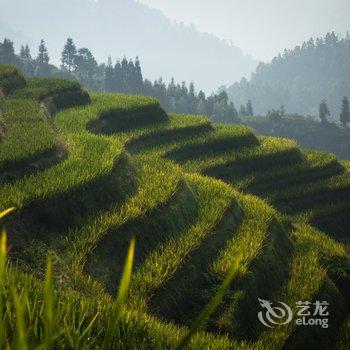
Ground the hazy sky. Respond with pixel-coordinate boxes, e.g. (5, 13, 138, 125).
(138, 0, 350, 61)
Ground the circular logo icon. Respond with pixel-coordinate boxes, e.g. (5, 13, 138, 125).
(258, 298, 293, 328)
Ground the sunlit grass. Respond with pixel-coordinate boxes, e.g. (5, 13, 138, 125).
(0, 67, 349, 348)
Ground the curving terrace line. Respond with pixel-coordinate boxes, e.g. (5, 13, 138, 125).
(1, 74, 349, 348)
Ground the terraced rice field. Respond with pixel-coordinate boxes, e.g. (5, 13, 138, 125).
(0, 65, 349, 349)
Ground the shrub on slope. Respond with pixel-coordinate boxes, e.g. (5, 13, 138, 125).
(0, 64, 26, 96)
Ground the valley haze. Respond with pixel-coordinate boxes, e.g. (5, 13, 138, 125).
(0, 0, 257, 93)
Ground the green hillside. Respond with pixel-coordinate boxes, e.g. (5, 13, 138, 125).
(0, 65, 349, 349)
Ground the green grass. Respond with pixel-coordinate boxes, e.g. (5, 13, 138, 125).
(0, 93, 159, 211)
(166, 124, 259, 161)
(0, 97, 59, 169)
(127, 113, 213, 152)
(0, 74, 91, 185)
(178, 136, 302, 176)
(245, 150, 343, 193)
(128, 174, 243, 311)
(0, 66, 349, 348)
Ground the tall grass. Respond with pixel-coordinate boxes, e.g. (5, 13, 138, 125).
(103, 236, 135, 349)
(0, 213, 136, 348)
(44, 255, 54, 349)
(0, 225, 7, 349)
(0, 208, 14, 348)
(12, 286, 28, 350)
(175, 252, 243, 350)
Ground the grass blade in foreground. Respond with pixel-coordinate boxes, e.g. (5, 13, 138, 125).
(0, 230, 7, 349)
(44, 255, 54, 349)
(0, 208, 15, 348)
(103, 236, 136, 349)
(0, 207, 15, 220)
(175, 252, 243, 350)
(12, 287, 28, 350)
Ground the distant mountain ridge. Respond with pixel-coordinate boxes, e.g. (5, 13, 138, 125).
(0, 0, 256, 92)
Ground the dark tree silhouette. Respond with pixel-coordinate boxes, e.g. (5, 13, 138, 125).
(340, 96, 350, 127)
(104, 57, 115, 92)
(246, 100, 254, 116)
(35, 39, 51, 77)
(61, 38, 77, 72)
(319, 99, 330, 123)
(74, 48, 98, 79)
(0, 39, 17, 65)
(239, 105, 247, 116)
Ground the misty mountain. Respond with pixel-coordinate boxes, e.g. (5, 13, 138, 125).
(223, 32, 350, 117)
(0, 0, 256, 92)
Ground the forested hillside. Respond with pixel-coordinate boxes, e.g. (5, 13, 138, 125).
(224, 32, 350, 117)
(0, 37, 239, 124)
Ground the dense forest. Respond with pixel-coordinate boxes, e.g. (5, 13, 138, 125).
(0, 37, 239, 123)
(224, 32, 350, 117)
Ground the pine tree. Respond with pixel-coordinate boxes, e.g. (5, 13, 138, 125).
(37, 40, 49, 65)
(188, 82, 196, 114)
(206, 96, 215, 116)
(228, 102, 239, 120)
(36, 40, 51, 77)
(74, 48, 97, 79)
(217, 91, 228, 104)
(167, 78, 176, 97)
(198, 90, 206, 101)
(0, 39, 17, 64)
(319, 99, 330, 123)
(114, 61, 125, 92)
(239, 105, 247, 116)
(20, 45, 32, 60)
(280, 105, 285, 117)
(61, 38, 77, 72)
(127, 60, 135, 92)
(104, 57, 115, 92)
(196, 99, 207, 115)
(340, 96, 350, 127)
(121, 57, 129, 92)
(19, 44, 34, 76)
(181, 81, 188, 96)
(134, 57, 143, 93)
(246, 100, 254, 115)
